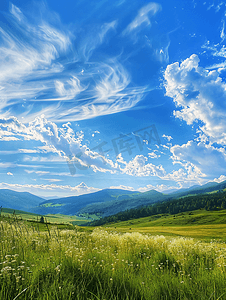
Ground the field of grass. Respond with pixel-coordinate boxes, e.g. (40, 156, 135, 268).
(104, 209, 226, 240)
(1, 215, 226, 299)
(0, 208, 90, 225)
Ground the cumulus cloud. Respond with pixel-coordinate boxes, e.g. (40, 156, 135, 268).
(170, 140, 226, 178)
(213, 175, 226, 183)
(0, 115, 117, 174)
(0, 113, 216, 187)
(148, 151, 160, 159)
(7, 172, 13, 176)
(164, 54, 226, 144)
(0, 114, 172, 178)
(1, 114, 212, 184)
(162, 134, 173, 141)
(117, 154, 166, 177)
(163, 165, 205, 186)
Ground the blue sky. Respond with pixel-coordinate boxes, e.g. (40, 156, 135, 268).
(0, 0, 226, 198)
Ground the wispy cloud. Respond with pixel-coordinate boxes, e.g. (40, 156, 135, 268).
(0, 181, 100, 197)
(0, 3, 148, 122)
(122, 3, 161, 36)
(80, 20, 118, 61)
(42, 179, 62, 182)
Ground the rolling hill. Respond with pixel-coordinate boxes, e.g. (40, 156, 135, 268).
(168, 181, 226, 197)
(31, 189, 142, 215)
(78, 190, 168, 217)
(1, 180, 226, 218)
(0, 189, 44, 211)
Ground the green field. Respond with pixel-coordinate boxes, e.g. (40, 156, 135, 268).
(1, 208, 226, 299)
(0, 207, 90, 225)
(103, 209, 226, 240)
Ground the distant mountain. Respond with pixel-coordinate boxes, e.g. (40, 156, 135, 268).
(163, 185, 201, 194)
(31, 189, 141, 215)
(79, 181, 226, 218)
(43, 196, 60, 200)
(1, 180, 226, 218)
(169, 181, 226, 198)
(78, 190, 168, 217)
(0, 189, 44, 211)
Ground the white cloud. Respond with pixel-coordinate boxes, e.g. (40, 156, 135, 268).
(109, 183, 182, 193)
(19, 149, 39, 154)
(170, 140, 226, 178)
(7, 172, 13, 176)
(0, 162, 16, 168)
(117, 154, 166, 177)
(42, 179, 62, 182)
(162, 145, 169, 150)
(0, 115, 118, 174)
(137, 184, 177, 193)
(109, 185, 136, 191)
(0, 4, 147, 122)
(2, 115, 212, 184)
(213, 175, 226, 183)
(162, 134, 173, 141)
(36, 171, 50, 175)
(123, 3, 161, 35)
(202, 41, 226, 60)
(80, 20, 117, 61)
(221, 20, 225, 41)
(164, 54, 226, 144)
(0, 181, 100, 197)
(163, 165, 205, 185)
(55, 77, 86, 100)
(148, 152, 160, 159)
(95, 63, 130, 102)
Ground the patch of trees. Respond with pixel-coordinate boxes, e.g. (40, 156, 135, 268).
(88, 190, 226, 226)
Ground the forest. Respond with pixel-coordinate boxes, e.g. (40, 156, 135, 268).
(89, 190, 226, 226)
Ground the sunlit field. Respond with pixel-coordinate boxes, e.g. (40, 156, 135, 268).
(1, 219, 226, 300)
(0, 208, 90, 225)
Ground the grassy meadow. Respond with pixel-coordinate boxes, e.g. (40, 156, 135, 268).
(104, 209, 226, 240)
(1, 213, 226, 300)
(0, 208, 90, 225)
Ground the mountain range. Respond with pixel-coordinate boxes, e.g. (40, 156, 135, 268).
(0, 189, 44, 211)
(0, 180, 226, 218)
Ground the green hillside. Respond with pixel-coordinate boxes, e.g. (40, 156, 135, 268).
(32, 189, 142, 215)
(0, 189, 44, 210)
(102, 209, 226, 240)
(0, 207, 90, 225)
(106, 209, 226, 227)
(89, 189, 226, 226)
(78, 190, 166, 217)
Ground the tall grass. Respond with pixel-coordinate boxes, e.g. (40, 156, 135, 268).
(0, 219, 226, 299)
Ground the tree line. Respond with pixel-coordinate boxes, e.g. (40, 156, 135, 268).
(88, 190, 226, 226)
